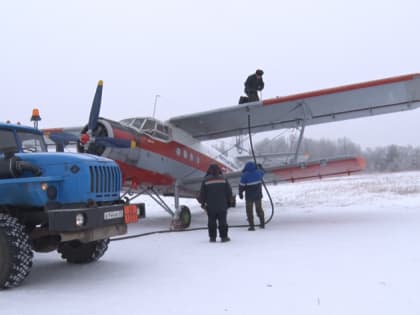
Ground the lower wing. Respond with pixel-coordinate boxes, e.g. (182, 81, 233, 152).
(181, 156, 366, 194)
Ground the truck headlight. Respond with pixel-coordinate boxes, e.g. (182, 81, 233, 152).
(75, 213, 86, 227)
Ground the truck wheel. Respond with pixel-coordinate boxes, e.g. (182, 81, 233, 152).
(179, 205, 191, 229)
(0, 213, 33, 289)
(58, 239, 110, 264)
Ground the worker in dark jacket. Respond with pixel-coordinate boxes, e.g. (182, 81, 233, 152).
(244, 69, 264, 102)
(199, 164, 233, 242)
(239, 161, 265, 231)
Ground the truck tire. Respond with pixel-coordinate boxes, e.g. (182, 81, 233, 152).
(58, 239, 110, 264)
(0, 213, 33, 289)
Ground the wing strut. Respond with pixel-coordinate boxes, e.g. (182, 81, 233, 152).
(293, 125, 306, 163)
(292, 101, 311, 163)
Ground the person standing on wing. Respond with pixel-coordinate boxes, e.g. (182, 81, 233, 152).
(199, 164, 233, 243)
(244, 69, 264, 102)
(239, 161, 265, 231)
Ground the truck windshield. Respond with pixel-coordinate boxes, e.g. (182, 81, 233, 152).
(17, 131, 47, 153)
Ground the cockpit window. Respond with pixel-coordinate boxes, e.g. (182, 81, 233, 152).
(120, 118, 134, 126)
(120, 117, 172, 141)
(132, 118, 145, 129)
(142, 119, 156, 131)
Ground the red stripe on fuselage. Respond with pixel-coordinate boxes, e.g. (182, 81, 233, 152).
(111, 126, 232, 173)
(263, 73, 420, 106)
(116, 161, 174, 189)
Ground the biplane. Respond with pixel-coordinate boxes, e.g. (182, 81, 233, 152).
(43, 73, 420, 228)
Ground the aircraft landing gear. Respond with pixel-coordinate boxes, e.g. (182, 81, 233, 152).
(122, 185, 193, 230)
(179, 206, 191, 229)
(171, 205, 191, 229)
(170, 181, 192, 230)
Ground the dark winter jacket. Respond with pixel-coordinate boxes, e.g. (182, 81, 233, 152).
(239, 161, 264, 201)
(244, 74, 264, 94)
(199, 166, 233, 213)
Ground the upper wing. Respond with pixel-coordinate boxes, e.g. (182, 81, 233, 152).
(169, 74, 420, 141)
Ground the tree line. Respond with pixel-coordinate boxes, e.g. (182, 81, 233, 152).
(252, 135, 420, 173)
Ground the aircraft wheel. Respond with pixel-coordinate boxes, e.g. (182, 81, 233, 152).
(58, 238, 110, 264)
(179, 205, 191, 229)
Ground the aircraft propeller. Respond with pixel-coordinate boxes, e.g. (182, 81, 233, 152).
(78, 80, 135, 155)
(47, 81, 134, 155)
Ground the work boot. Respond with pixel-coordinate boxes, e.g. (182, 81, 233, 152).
(209, 238, 216, 243)
(247, 216, 255, 231)
(257, 210, 265, 229)
(221, 237, 231, 243)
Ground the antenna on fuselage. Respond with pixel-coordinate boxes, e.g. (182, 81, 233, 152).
(152, 94, 160, 118)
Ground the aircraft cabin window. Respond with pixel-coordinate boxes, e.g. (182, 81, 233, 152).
(157, 124, 166, 133)
(142, 119, 156, 131)
(176, 148, 181, 156)
(152, 124, 170, 141)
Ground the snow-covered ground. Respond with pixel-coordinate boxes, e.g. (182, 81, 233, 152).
(2, 171, 420, 315)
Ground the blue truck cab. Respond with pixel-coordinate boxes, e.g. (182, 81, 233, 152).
(0, 122, 141, 289)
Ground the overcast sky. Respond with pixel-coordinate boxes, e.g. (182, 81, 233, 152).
(1, 0, 420, 148)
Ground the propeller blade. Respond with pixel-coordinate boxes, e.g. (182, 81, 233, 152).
(87, 80, 103, 132)
(48, 132, 80, 145)
(94, 137, 136, 148)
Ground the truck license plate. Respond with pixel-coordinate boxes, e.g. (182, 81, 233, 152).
(104, 210, 124, 220)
